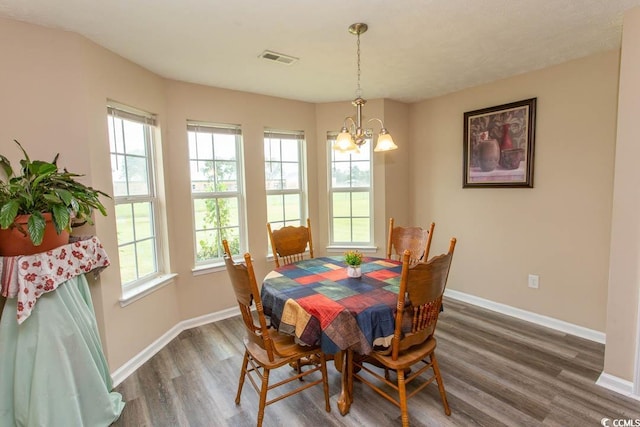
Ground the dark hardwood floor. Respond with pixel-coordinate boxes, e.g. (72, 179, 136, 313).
(111, 298, 640, 426)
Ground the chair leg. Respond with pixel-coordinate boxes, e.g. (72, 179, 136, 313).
(320, 353, 331, 412)
(431, 353, 451, 416)
(235, 350, 250, 405)
(397, 368, 410, 427)
(257, 367, 271, 427)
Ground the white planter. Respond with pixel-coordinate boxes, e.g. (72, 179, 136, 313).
(347, 266, 362, 278)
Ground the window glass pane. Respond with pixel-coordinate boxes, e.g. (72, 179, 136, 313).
(265, 139, 280, 161)
(111, 154, 128, 197)
(284, 194, 301, 221)
(118, 244, 136, 284)
(351, 192, 370, 217)
(332, 193, 351, 217)
(123, 120, 146, 156)
(222, 228, 241, 256)
(333, 218, 351, 242)
(136, 239, 157, 277)
(352, 218, 370, 242)
(115, 204, 134, 245)
(195, 229, 219, 262)
(220, 197, 240, 227)
(193, 198, 216, 231)
(332, 162, 351, 188)
(216, 161, 238, 191)
(214, 134, 237, 160)
(195, 134, 214, 159)
(265, 162, 282, 190)
(125, 155, 149, 196)
(281, 163, 300, 189)
(133, 202, 153, 240)
(281, 139, 299, 162)
(351, 162, 371, 187)
(267, 195, 284, 223)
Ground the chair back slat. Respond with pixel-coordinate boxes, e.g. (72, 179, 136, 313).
(387, 218, 435, 265)
(392, 238, 456, 360)
(223, 243, 276, 361)
(267, 218, 314, 267)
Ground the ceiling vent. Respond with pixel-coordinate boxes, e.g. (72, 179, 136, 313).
(259, 50, 298, 65)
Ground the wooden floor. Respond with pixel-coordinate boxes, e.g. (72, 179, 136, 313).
(112, 298, 640, 426)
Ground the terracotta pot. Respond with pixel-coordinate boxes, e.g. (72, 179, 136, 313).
(0, 213, 69, 257)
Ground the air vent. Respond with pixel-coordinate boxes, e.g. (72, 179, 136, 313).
(259, 50, 298, 65)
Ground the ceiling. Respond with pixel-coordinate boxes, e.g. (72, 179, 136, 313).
(1, 0, 639, 103)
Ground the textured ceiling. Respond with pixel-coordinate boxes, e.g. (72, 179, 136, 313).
(1, 0, 639, 103)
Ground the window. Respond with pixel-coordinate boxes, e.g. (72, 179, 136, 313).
(328, 133, 373, 245)
(188, 122, 244, 263)
(107, 105, 161, 289)
(264, 130, 306, 239)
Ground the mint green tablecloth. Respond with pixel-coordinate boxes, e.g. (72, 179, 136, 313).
(0, 274, 124, 427)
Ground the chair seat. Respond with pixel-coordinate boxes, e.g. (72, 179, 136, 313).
(244, 331, 321, 369)
(369, 337, 437, 370)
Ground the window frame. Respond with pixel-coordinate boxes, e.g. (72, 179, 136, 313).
(327, 132, 375, 247)
(187, 121, 246, 266)
(107, 103, 164, 294)
(264, 129, 308, 250)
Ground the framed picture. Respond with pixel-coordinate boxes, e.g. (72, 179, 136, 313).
(463, 98, 536, 188)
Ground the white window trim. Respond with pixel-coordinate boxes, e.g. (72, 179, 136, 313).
(108, 102, 168, 297)
(327, 133, 374, 246)
(188, 121, 246, 266)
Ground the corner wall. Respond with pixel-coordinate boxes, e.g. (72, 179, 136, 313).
(409, 50, 620, 333)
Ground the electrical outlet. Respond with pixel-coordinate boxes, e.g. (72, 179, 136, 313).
(528, 274, 539, 289)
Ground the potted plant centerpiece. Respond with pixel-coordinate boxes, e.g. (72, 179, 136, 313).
(0, 140, 110, 256)
(344, 250, 363, 278)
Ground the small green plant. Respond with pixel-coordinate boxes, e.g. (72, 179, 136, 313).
(344, 250, 363, 266)
(0, 140, 110, 245)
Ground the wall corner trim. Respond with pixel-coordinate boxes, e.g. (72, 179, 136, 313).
(596, 372, 639, 399)
(110, 306, 240, 387)
(444, 289, 606, 344)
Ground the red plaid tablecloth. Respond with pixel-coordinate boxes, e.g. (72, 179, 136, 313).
(0, 237, 110, 324)
(261, 256, 402, 355)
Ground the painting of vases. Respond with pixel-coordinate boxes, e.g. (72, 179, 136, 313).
(464, 98, 537, 188)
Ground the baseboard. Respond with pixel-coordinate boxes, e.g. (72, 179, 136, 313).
(444, 289, 606, 344)
(110, 306, 240, 387)
(596, 372, 639, 400)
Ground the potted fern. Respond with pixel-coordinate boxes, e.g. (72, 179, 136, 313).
(0, 140, 110, 256)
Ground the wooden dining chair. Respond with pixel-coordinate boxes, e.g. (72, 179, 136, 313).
(267, 218, 314, 268)
(386, 218, 435, 265)
(222, 240, 330, 427)
(352, 238, 457, 427)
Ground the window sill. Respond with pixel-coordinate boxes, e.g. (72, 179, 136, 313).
(119, 273, 178, 307)
(326, 245, 378, 253)
(192, 262, 225, 276)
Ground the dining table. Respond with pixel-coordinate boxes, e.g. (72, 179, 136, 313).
(261, 255, 403, 415)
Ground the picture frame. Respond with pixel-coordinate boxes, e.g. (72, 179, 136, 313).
(463, 98, 536, 188)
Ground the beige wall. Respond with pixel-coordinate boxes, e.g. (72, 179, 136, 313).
(604, 7, 640, 381)
(3, 12, 637, 384)
(163, 81, 318, 319)
(409, 50, 620, 332)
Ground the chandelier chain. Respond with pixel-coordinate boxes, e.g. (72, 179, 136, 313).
(356, 31, 362, 98)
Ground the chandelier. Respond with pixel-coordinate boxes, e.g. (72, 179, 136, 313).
(334, 23, 398, 153)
